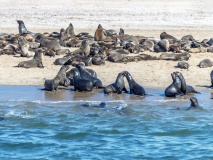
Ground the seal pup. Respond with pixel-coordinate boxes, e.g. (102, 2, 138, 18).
(104, 72, 128, 94)
(165, 72, 183, 97)
(17, 20, 35, 36)
(72, 39, 90, 57)
(123, 71, 146, 96)
(17, 48, 44, 68)
(198, 59, 213, 68)
(177, 61, 189, 69)
(72, 69, 93, 92)
(75, 63, 103, 88)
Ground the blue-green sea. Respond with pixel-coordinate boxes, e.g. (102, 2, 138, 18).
(0, 86, 213, 160)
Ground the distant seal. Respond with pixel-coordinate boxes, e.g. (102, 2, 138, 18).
(75, 63, 103, 88)
(65, 23, 75, 36)
(181, 35, 195, 41)
(177, 61, 189, 69)
(104, 72, 128, 94)
(94, 24, 106, 41)
(35, 34, 61, 51)
(72, 69, 93, 92)
(165, 72, 183, 97)
(72, 39, 90, 57)
(18, 36, 35, 57)
(17, 48, 44, 68)
(198, 59, 213, 68)
(210, 70, 213, 87)
(119, 28, 124, 36)
(160, 32, 178, 44)
(158, 52, 190, 61)
(123, 71, 146, 96)
(17, 20, 34, 36)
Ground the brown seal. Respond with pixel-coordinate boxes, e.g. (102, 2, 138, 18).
(94, 24, 107, 41)
(18, 36, 35, 57)
(17, 48, 44, 68)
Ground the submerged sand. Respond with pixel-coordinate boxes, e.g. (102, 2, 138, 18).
(0, 0, 213, 90)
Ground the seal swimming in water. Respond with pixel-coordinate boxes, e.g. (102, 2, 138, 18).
(165, 72, 183, 97)
(123, 71, 146, 96)
(198, 59, 213, 68)
(104, 72, 128, 94)
(75, 63, 103, 88)
(72, 69, 94, 92)
(17, 48, 44, 68)
(176, 97, 201, 110)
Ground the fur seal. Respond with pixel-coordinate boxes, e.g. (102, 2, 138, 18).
(35, 34, 61, 51)
(177, 61, 189, 69)
(198, 59, 213, 68)
(54, 55, 71, 65)
(94, 24, 106, 41)
(65, 23, 75, 36)
(104, 72, 128, 94)
(18, 36, 35, 57)
(67, 67, 97, 79)
(119, 28, 124, 36)
(160, 32, 178, 44)
(17, 48, 44, 68)
(123, 71, 146, 96)
(75, 64, 103, 88)
(181, 35, 195, 41)
(72, 69, 93, 92)
(55, 65, 70, 86)
(44, 75, 62, 91)
(17, 20, 34, 36)
(176, 97, 201, 110)
(158, 52, 190, 61)
(165, 72, 183, 97)
(175, 71, 200, 94)
(210, 70, 213, 87)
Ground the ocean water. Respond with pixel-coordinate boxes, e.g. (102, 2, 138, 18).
(0, 86, 213, 160)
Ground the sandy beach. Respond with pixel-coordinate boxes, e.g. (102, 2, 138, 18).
(0, 0, 213, 90)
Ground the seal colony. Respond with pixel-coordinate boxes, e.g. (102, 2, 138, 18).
(1, 20, 213, 105)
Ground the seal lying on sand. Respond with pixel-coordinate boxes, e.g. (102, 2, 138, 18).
(17, 48, 44, 68)
(104, 72, 128, 94)
(198, 59, 213, 68)
(177, 61, 189, 69)
(75, 63, 103, 88)
(35, 34, 61, 51)
(123, 71, 146, 96)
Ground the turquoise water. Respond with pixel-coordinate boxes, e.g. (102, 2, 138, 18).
(0, 86, 213, 160)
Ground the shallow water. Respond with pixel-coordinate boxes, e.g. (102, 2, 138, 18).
(0, 86, 213, 159)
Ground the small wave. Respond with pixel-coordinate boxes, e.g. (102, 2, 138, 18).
(5, 110, 32, 119)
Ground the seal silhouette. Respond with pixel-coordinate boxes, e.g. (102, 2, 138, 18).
(17, 20, 34, 36)
(123, 71, 146, 96)
(75, 63, 103, 88)
(104, 72, 128, 94)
